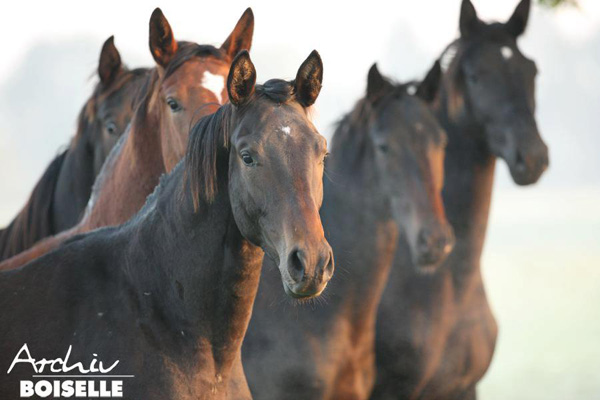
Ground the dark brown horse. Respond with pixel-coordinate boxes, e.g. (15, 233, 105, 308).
(0, 50, 331, 400)
(0, 7, 254, 271)
(0, 37, 148, 260)
(242, 62, 453, 400)
(373, 1, 549, 399)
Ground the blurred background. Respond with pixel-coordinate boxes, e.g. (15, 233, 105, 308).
(0, 0, 598, 398)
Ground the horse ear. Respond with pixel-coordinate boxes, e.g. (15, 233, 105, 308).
(98, 36, 122, 86)
(227, 50, 256, 107)
(366, 63, 393, 103)
(459, 0, 481, 38)
(506, 0, 530, 38)
(416, 61, 442, 103)
(221, 8, 255, 59)
(149, 8, 178, 68)
(295, 50, 323, 107)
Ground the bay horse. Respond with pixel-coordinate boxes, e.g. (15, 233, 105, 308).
(0, 36, 148, 260)
(373, 1, 550, 399)
(0, 7, 254, 271)
(243, 62, 453, 400)
(0, 50, 332, 400)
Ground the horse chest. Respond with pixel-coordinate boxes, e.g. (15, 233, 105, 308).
(408, 270, 498, 399)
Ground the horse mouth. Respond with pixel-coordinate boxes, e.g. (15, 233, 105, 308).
(283, 281, 326, 299)
(414, 258, 445, 275)
(509, 163, 548, 186)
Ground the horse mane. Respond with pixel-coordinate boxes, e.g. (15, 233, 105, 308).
(0, 150, 68, 259)
(185, 79, 297, 210)
(185, 103, 233, 210)
(438, 40, 467, 121)
(330, 98, 373, 170)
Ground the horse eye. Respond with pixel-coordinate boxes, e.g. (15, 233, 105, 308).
(166, 97, 181, 112)
(466, 72, 478, 84)
(106, 121, 117, 135)
(241, 152, 254, 166)
(378, 144, 389, 153)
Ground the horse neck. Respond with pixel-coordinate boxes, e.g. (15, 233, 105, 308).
(81, 86, 168, 230)
(52, 132, 96, 231)
(321, 140, 398, 329)
(436, 85, 496, 272)
(120, 163, 264, 384)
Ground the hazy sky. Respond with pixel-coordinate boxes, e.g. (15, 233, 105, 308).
(1, 0, 599, 220)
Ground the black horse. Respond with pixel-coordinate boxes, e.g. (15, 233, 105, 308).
(0, 51, 332, 400)
(374, 1, 549, 399)
(243, 62, 453, 399)
(0, 37, 148, 260)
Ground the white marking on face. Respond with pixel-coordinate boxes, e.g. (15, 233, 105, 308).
(280, 126, 291, 135)
(441, 45, 457, 72)
(201, 71, 225, 104)
(415, 122, 424, 132)
(501, 46, 513, 60)
(407, 85, 417, 95)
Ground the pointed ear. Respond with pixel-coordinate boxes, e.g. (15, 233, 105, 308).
(221, 8, 254, 59)
(506, 0, 530, 38)
(459, 0, 481, 38)
(366, 63, 393, 103)
(416, 61, 442, 103)
(149, 8, 178, 67)
(98, 36, 122, 86)
(227, 50, 256, 107)
(294, 50, 323, 107)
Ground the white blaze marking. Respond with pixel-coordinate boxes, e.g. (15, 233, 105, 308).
(501, 46, 513, 60)
(202, 71, 225, 104)
(280, 126, 291, 135)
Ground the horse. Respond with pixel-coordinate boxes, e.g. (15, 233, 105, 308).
(243, 62, 454, 400)
(373, 1, 550, 399)
(0, 50, 333, 400)
(0, 7, 254, 271)
(0, 36, 149, 260)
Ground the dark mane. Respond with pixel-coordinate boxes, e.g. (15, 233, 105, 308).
(164, 41, 229, 78)
(185, 103, 234, 209)
(330, 98, 373, 170)
(0, 150, 68, 259)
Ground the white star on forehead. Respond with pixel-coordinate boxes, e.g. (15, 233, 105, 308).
(201, 71, 225, 104)
(501, 46, 513, 60)
(279, 126, 291, 135)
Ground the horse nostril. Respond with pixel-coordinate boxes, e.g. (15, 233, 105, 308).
(443, 225, 456, 254)
(515, 150, 526, 172)
(418, 229, 433, 252)
(288, 249, 306, 284)
(322, 250, 334, 281)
